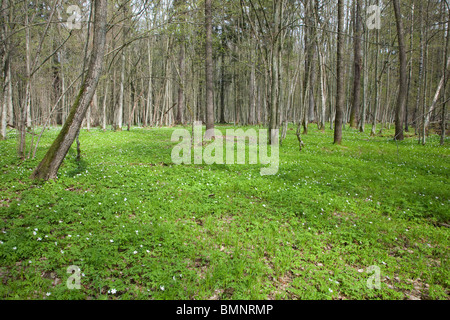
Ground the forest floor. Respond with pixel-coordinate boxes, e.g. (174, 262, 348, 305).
(0, 124, 448, 300)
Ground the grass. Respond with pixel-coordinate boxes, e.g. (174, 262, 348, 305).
(0, 124, 448, 300)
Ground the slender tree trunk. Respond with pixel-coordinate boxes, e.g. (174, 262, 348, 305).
(350, 0, 362, 128)
(249, 52, 256, 125)
(393, 0, 406, 141)
(334, 0, 345, 144)
(441, 10, 449, 145)
(1, 72, 7, 139)
(414, 4, 424, 135)
(405, 4, 414, 133)
(424, 56, 450, 131)
(371, 8, 380, 136)
(25, 7, 32, 130)
(146, 36, 153, 127)
(219, 40, 226, 124)
(102, 80, 108, 130)
(204, 0, 215, 138)
(176, 42, 185, 125)
(270, 0, 282, 144)
(116, 43, 125, 131)
(31, 0, 107, 181)
(1, 6, 9, 140)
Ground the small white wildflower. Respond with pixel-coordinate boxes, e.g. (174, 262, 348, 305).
(110, 239, 114, 243)
(111, 289, 117, 294)
(160, 286, 165, 291)
(46, 292, 51, 296)
(37, 237, 42, 241)
(13, 246, 16, 250)
(33, 231, 37, 236)
(60, 250, 64, 254)
(133, 250, 138, 254)
(328, 288, 333, 293)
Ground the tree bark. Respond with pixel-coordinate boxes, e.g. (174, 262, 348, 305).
(270, 0, 282, 144)
(350, 0, 362, 128)
(204, 0, 215, 139)
(176, 42, 185, 125)
(334, 0, 345, 144)
(424, 56, 450, 131)
(393, 0, 406, 141)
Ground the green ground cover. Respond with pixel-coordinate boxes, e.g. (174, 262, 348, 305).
(0, 124, 448, 300)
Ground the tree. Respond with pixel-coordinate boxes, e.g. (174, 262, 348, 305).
(334, 0, 345, 145)
(31, 0, 108, 180)
(393, 0, 406, 141)
(349, 0, 362, 129)
(204, 0, 215, 139)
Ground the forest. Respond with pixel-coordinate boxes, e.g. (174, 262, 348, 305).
(0, 0, 449, 301)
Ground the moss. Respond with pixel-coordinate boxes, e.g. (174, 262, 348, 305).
(31, 85, 85, 181)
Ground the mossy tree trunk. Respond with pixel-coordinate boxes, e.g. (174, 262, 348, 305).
(31, 0, 107, 181)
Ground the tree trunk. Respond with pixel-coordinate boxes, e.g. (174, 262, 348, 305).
(102, 80, 108, 130)
(176, 42, 185, 125)
(204, 0, 215, 139)
(270, 0, 282, 144)
(249, 53, 256, 125)
(334, 0, 345, 145)
(393, 0, 406, 141)
(145, 35, 153, 127)
(219, 39, 226, 124)
(371, 3, 380, 136)
(424, 56, 450, 131)
(31, 0, 107, 181)
(441, 9, 449, 145)
(350, 0, 362, 128)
